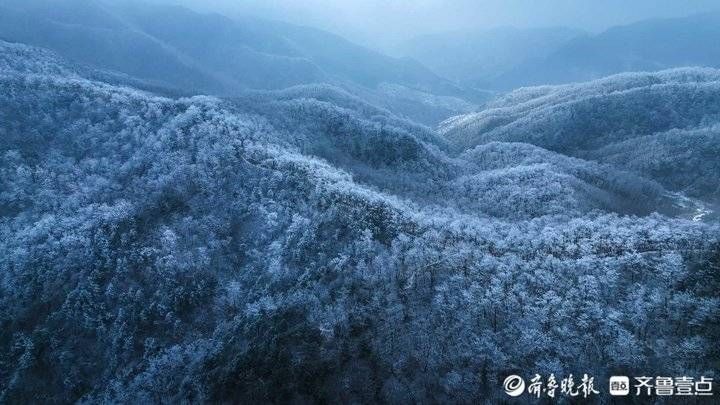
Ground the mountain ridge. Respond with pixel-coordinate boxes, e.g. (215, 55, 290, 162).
(493, 12, 720, 89)
(1, 15, 719, 403)
(0, 0, 481, 125)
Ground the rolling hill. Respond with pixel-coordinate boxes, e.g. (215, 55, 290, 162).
(1, 40, 719, 403)
(440, 68, 720, 205)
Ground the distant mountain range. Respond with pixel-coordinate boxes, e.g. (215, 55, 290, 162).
(0, 0, 481, 125)
(400, 12, 720, 91)
(0, 0, 458, 93)
(496, 12, 720, 89)
(397, 26, 584, 89)
(5, 0, 718, 119)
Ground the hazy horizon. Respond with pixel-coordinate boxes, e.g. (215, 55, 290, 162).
(159, 0, 720, 50)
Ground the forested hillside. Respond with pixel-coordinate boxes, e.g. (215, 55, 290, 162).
(1, 40, 719, 403)
(441, 68, 720, 206)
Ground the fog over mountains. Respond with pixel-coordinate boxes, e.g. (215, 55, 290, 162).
(401, 12, 720, 91)
(0, 1, 719, 403)
(398, 27, 584, 89)
(0, 0, 482, 125)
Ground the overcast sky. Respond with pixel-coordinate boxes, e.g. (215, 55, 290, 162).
(168, 0, 720, 50)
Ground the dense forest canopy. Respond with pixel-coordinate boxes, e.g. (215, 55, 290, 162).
(440, 68, 720, 205)
(1, 37, 718, 403)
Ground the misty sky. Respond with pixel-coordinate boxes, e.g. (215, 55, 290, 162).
(167, 0, 720, 50)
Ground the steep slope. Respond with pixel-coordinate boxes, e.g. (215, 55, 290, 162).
(494, 12, 720, 89)
(398, 26, 583, 89)
(2, 41, 719, 403)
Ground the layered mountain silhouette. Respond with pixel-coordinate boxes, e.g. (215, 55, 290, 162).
(0, 0, 480, 125)
(494, 12, 720, 89)
(398, 26, 583, 89)
(400, 12, 720, 91)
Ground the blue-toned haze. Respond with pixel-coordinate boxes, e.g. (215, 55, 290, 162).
(170, 0, 720, 48)
(0, 0, 718, 403)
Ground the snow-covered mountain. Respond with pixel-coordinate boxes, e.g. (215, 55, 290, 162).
(440, 68, 720, 204)
(1, 39, 718, 403)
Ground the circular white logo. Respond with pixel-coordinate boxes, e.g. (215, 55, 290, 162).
(503, 375, 526, 397)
